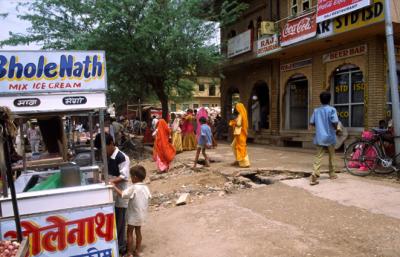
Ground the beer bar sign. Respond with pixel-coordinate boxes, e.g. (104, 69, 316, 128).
(0, 51, 107, 94)
(322, 44, 367, 63)
(0, 204, 118, 257)
(281, 12, 317, 47)
(317, 0, 371, 23)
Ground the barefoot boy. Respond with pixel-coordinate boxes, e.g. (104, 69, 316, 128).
(194, 117, 212, 168)
(112, 165, 151, 257)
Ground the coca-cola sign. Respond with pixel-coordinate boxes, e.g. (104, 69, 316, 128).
(281, 12, 317, 47)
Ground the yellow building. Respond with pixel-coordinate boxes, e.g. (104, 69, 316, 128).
(170, 76, 221, 111)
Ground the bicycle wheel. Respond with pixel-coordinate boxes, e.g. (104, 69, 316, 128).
(344, 141, 377, 176)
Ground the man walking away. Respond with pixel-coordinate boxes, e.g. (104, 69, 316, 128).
(310, 91, 339, 186)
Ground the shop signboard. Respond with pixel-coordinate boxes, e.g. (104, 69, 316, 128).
(256, 34, 280, 57)
(227, 30, 252, 58)
(334, 0, 384, 33)
(281, 12, 317, 47)
(0, 51, 107, 94)
(322, 44, 367, 63)
(317, 0, 371, 23)
(0, 204, 117, 257)
(280, 59, 313, 72)
(316, 19, 334, 39)
(1, 92, 106, 113)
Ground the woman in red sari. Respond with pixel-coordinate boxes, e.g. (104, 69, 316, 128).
(153, 119, 176, 173)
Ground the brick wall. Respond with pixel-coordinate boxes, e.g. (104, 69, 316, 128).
(367, 36, 386, 128)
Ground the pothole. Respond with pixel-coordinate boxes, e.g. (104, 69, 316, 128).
(233, 169, 310, 186)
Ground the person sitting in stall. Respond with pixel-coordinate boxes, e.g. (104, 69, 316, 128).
(153, 119, 176, 173)
(27, 122, 42, 154)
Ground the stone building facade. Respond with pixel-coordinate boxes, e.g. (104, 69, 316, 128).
(220, 0, 400, 147)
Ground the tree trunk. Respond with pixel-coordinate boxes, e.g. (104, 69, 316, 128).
(152, 81, 169, 120)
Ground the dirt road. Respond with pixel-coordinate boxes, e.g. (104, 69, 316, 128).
(132, 142, 400, 257)
(143, 182, 400, 257)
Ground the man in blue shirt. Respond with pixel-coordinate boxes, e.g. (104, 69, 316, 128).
(193, 117, 212, 168)
(309, 91, 339, 185)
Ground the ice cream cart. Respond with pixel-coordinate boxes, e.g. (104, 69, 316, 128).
(0, 50, 119, 257)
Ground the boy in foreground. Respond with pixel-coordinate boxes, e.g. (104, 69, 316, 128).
(193, 117, 212, 168)
(310, 91, 339, 185)
(112, 165, 151, 257)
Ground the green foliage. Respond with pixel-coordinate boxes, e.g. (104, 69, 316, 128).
(1, 0, 246, 117)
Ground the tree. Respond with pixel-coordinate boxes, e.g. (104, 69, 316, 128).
(1, 0, 247, 118)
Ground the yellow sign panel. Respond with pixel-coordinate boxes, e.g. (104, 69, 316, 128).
(334, 0, 384, 33)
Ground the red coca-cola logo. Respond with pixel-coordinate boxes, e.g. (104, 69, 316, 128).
(282, 17, 312, 37)
(281, 12, 317, 46)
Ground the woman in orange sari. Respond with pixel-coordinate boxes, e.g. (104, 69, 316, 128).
(153, 119, 176, 173)
(229, 103, 250, 168)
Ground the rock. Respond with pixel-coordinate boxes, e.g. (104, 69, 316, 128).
(218, 191, 225, 197)
(238, 170, 258, 177)
(176, 193, 190, 206)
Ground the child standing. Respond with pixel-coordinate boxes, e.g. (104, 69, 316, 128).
(112, 165, 151, 257)
(310, 91, 339, 185)
(193, 117, 212, 168)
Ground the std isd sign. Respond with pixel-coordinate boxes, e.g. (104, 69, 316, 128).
(0, 51, 107, 94)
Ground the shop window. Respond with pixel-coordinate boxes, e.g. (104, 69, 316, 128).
(209, 84, 216, 96)
(290, 0, 311, 16)
(202, 104, 210, 108)
(332, 65, 364, 128)
(302, 0, 310, 11)
(386, 70, 400, 120)
(199, 84, 205, 91)
(291, 0, 298, 16)
(182, 104, 190, 110)
(285, 75, 308, 130)
(193, 104, 199, 109)
(171, 104, 176, 112)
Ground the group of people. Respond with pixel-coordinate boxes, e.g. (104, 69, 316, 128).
(151, 104, 251, 172)
(151, 108, 215, 172)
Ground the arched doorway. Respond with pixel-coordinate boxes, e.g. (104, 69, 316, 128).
(226, 87, 240, 120)
(249, 81, 270, 131)
(284, 74, 309, 130)
(330, 64, 364, 128)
